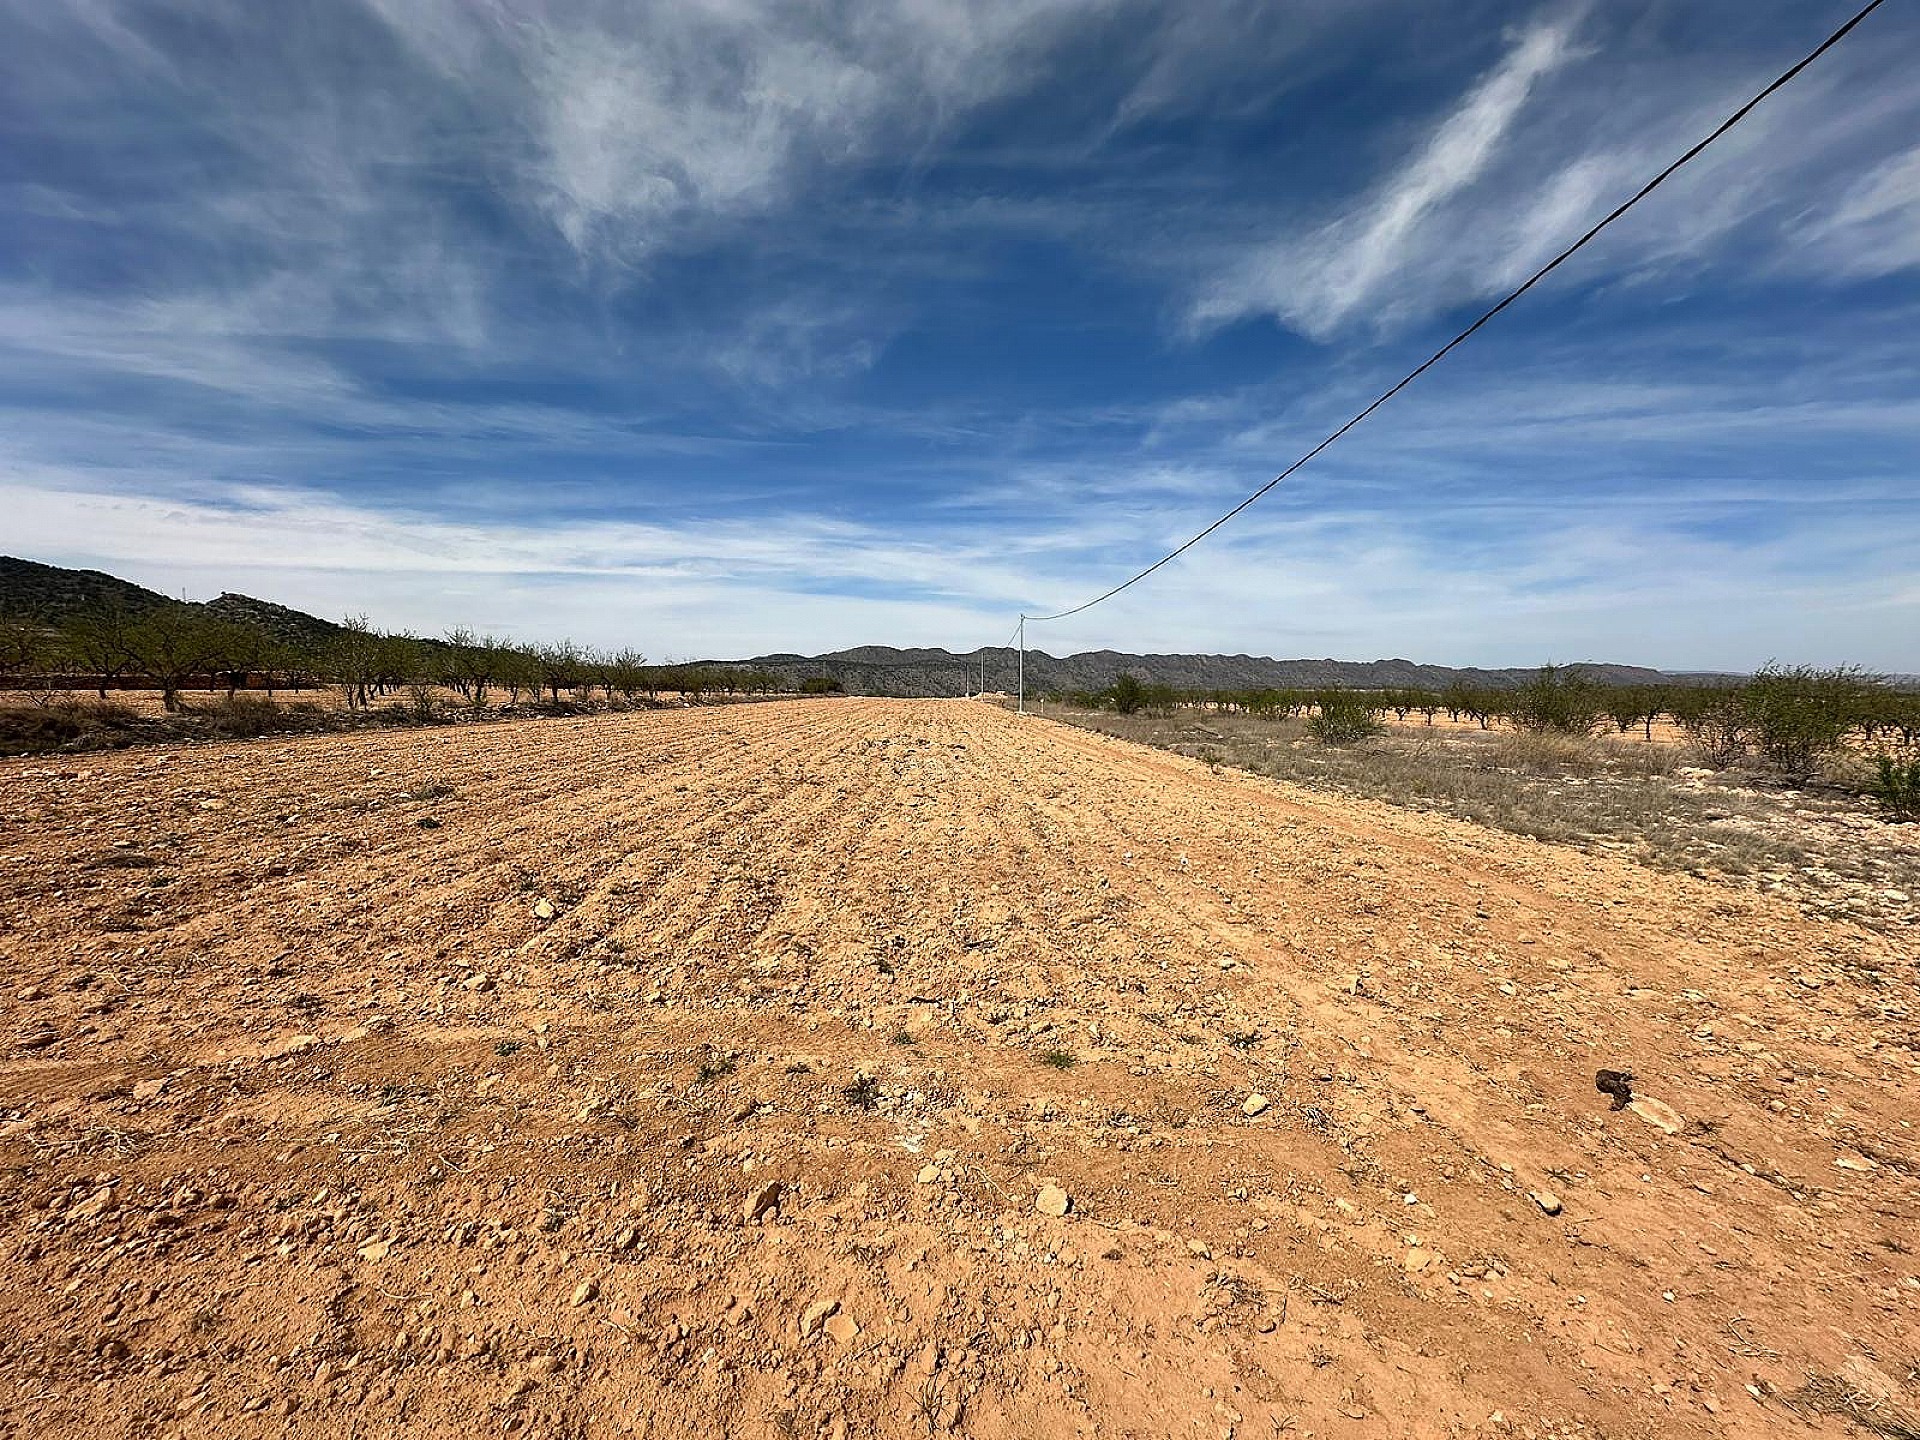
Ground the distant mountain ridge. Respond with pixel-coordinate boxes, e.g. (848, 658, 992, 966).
(5, 556, 1750, 695)
(728, 645, 1739, 697)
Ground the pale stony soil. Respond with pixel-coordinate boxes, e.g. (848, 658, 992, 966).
(1021, 702, 1920, 939)
(0, 699, 1916, 1440)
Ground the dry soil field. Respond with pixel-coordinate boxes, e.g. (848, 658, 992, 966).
(1, 699, 1915, 1440)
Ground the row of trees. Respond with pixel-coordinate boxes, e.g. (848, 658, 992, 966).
(1053, 664, 1920, 787)
(0, 606, 788, 714)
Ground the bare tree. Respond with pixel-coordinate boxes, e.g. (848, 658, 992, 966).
(329, 615, 382, 711)
(0, 615, 57, 705)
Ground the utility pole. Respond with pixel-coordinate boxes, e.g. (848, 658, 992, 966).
(1017, 615, 1025, 715)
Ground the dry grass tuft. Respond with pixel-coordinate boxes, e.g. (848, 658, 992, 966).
(1783, 1372, 1920, 1438)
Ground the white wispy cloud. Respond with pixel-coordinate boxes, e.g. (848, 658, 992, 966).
(1194, 15, 1580, 335)
(360, 0, 1121, 265)
(1185, 6, 1920, 339)
(1198, 14, 1574, 336)
(1798, 145, 1920, 278)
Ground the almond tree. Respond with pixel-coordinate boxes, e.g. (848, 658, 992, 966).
(128, 604, 218, 712)
(64, 606, 142, 699)
(329, 615, 382, 710)
(204, 619, 275, 698)
(0, 614, 55, 704)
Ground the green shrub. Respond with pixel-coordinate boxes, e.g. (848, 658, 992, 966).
(1871, 754, 1920, 820)
(1110, 674, 1147, 715)
(1741, 665, 1874, 784)
(799, 676, 843, 695)
(1508, 665, 1604, 736)
(1307, 691, 1383, 744)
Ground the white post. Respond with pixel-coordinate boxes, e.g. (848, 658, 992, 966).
(1017, 615, 1025, 715)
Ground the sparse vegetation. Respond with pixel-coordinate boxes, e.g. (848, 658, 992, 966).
(842, 1075, 882, 1110)
(1023, 692, 1918, 932)
(1039, 1049, 1077, 1069)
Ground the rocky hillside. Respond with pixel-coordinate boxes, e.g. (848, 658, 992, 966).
(199, 593, 348, 648)
(1, 557, 345, 646)
(0, 556, 172, 622)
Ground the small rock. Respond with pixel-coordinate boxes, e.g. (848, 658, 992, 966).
(1186, 1238, 1212, 1259)
(916, 1165, 940, 1185)
(744, 1180, 783, 1222)
(71, 1184, 117, 1219)
(824, 1313, 858, 1345)
(1833, 1152, 1875, 1172)
(533, 899, 556, 921)
(570, 1280, 598, 1307)
(1628, 1097, 1684, 1134)
(1034, 1185, 1071, 1218)
(1241, 1094, 1270, 1117)
(1532, 1191, 1561, 1217)
(798, 1297, 840, 1338)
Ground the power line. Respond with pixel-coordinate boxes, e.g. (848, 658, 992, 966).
(1017, 0, 1891, 626)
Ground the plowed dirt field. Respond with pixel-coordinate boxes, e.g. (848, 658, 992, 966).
(1, 698, 1915, 1439)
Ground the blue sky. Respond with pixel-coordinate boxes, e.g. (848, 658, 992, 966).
(2, 0, 1915, 669)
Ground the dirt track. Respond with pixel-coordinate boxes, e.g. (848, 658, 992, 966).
(1, 698, 1915, 1439)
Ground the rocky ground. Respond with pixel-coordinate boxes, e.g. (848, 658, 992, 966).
(0, 699, 1915, 1439)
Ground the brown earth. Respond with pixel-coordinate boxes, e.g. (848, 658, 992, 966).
(0, 698, 1915, 1440)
